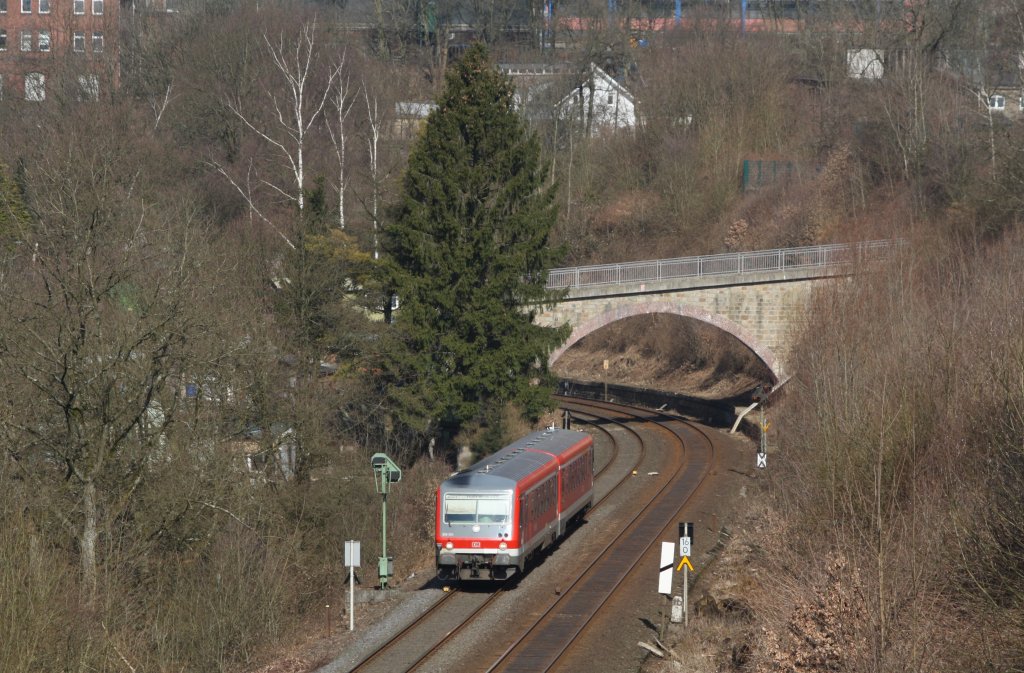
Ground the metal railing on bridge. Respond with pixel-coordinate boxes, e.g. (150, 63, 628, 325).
(545, 239, 902, 290)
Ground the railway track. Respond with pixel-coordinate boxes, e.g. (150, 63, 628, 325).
(485, 402, 716, 672)
(344, 398, 717, 673)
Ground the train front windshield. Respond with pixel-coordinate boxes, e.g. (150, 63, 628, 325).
(443, 492, 512, 525)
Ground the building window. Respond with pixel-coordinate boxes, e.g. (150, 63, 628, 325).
(91, 32, 103, 53)
(20, 31, 32, 51)
(38, 30, 49, 51)
(25, 72, 45, 101)
(39, 0, 47, 12)
(0, 0, 7, 13)
(989, 95, 1006, 111)
(92, 0, 102, 14)
(0, 30, 6, 51)
(21, 0, 29, 13)
(73, 32, 84, 52)
(73, 0, 83, 13)
(78, 74, 98, 101)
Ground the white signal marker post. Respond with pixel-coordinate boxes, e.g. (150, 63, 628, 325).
(677, 556, 693, 626)
(757, 408, 770, 469)
(658, 541, 674, 595)
(658, 541, 675, 635)
(344, 540, 360, 631)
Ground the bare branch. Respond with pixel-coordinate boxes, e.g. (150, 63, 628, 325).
(150, 80, 175, 132)
(194, 500, 262, 538)
(208, 160, 296, 249)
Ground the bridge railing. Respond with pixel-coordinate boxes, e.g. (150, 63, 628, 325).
(546, 239, 902, 290)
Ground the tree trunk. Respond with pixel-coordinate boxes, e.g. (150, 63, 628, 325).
(338, 112, 347, 229)
(365, 90, 382, 260)
(374, 0, 388, 55)
(586, 74, 595, 138)
(81, 478, 98, 604)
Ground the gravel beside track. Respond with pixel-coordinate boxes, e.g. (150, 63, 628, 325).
(314, 588, 442, 673)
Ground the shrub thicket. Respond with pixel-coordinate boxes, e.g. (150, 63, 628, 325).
(755, 232, 1024, 672)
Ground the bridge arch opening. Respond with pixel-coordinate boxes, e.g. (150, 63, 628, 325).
(548, 303, 779, 396)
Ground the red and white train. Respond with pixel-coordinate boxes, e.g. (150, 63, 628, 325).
(435, 428, 594, 581)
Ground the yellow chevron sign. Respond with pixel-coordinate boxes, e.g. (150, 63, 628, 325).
(676, 556, 694, 572)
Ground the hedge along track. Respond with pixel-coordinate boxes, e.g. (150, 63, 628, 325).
(346, 399, 652, 673)
(482, 400, 718, 673)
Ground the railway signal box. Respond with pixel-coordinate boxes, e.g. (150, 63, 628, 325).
(371, 453, 402, 490)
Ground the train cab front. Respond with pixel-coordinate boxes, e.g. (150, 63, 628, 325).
(436, 488, 519, 581)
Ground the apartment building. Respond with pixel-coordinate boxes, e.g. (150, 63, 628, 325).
(125, 0, 180, 10)
(0, 0, 117, 101)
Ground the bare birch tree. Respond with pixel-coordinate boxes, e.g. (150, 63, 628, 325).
(216, 17, 341, 248)
(364, 84, 385, 259)
(327, 54, 357, 231)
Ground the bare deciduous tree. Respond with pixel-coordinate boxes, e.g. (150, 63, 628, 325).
(327, 53, 358, 231)
(216, 17, 341, 248)
(0, 112, 219, 603)
(364, 83, 385, 259)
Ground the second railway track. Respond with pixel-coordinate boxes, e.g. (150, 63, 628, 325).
(485, 401, 717, 672)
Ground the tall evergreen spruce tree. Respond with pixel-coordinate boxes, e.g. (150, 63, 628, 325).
(381, 43, 569, 449)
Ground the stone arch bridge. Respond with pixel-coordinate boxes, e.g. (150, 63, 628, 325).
(535, 240, 902, 383)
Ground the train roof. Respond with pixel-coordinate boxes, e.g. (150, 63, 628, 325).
(441, 428, 590, 490)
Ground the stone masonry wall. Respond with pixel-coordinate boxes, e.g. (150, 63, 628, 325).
(536, 276, 836, 382)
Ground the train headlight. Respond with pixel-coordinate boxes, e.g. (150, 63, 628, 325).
(445, 541, 454, 550)
(498, 541, 508, 550)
